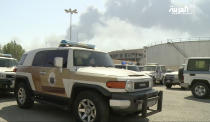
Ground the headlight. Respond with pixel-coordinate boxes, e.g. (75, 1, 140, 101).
(125, 80, 134, 92)
(0, 73, 6, 79)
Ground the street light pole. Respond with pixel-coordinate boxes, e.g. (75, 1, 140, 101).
(65, 8, 78, 41)
(69, 13, 72, 41)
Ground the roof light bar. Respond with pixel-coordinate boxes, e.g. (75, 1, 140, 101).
(59, 40, 95, 49)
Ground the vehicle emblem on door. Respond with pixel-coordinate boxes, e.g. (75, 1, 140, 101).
(48, 72, 56, 86)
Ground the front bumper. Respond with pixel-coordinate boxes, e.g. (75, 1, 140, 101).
(109, 89, 163, 117)
(0, 79, 14, 90)
(164, 78, 180, 85)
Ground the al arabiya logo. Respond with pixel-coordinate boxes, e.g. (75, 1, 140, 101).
(169, 0, 193, 15)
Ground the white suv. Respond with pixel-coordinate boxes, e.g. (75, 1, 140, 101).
(0, 55, 17, 92)
(182, 57, 210, 98)
(142, 64, 166, 84)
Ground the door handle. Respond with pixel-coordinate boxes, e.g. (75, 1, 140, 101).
(40, 71, 46, 75)
(190, 74, 195, 76)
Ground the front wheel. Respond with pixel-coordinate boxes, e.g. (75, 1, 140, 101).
(181, 87, 186, 90)
(16, 82, 34, 108)
(166, 84, 172, 89)
(191, 82, 209, 99)
(73, 91, 109, 122)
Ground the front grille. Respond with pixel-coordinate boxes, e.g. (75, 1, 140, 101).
(6, 74, 15, 79)
(134, 82, 149, 89)
(165, 75, 174, 79)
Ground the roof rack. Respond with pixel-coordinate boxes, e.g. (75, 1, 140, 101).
(0, 53, 12, 58)
(59, 40, 95, 49)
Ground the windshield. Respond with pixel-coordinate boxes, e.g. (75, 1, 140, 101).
(138, 67, 144, 71)
(74, 50, 114, 67)
(0, 58, 18, 67)
(115, 65, 126, 69)
(143, 66, 156, 71)
(127, 66, 140, 71)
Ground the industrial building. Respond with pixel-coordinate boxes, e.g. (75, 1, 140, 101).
(109, 49, 145, 65)
(145, 40, 210, 67)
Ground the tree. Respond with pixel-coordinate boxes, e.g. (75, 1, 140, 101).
(2, 41, 25, 60)
(0, 45, 2, 53)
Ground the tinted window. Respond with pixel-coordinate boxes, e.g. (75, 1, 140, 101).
(32, 50, 68, 68)
(0, 58, 17, 67)
(143, 66, 156, 71)
(127, 66, 140, 71)
(115, 65, 126, 69)
(12, 60, 18, 66)
(187, 59, 210, 71)
(19, 54, 27, 65)
(74, 50, 114, 67)
(138, 67, 144, 71)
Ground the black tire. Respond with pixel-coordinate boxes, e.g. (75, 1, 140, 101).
(153, 78, 156, 85)
(15, 82, 34, 109)
(73, 91, 109, 122)
(160, 80, 164, 85)
(166, 84, 172, 89)
(181, 87, 186, 90)
(191, 82, 209, 99)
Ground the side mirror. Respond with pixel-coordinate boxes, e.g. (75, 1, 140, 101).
(54, 57, 63, 68)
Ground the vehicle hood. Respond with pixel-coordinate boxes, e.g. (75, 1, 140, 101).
(165, 71, 178, 75)
(140, 71, 155, 75)
(0, 67, 15, 72)
(77, 67, 147, 77)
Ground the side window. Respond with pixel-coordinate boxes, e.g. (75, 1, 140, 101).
(187, 59, 210, 71)
(32, 50, 68, 68)
(19, 54, 28, 65)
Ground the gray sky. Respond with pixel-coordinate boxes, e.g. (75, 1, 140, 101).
(1, 0, 210, 51)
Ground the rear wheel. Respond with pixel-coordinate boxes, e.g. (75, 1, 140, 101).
(191, 82, 209, 99)
(16, 82, 34, 108)
(73, 91, 109, 122)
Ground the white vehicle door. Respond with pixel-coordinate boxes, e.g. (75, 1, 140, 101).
(184, 59, 210, 84)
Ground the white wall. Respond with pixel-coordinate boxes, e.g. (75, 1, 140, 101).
(146, 41, 210, 66)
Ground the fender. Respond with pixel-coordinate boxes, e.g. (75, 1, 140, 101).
(15, 75, 32, 91)
(71, 83, 111, 98)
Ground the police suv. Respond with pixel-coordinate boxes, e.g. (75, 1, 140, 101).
(15, 40, 163, 122)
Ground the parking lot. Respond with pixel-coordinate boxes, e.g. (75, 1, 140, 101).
(0, 85, 210, 122)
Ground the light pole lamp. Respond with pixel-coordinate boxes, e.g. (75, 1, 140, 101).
(65, 8, 78, 41)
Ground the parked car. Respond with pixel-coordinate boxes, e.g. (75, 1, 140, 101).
(178, 65, 185, 86)
(15, 40, 163, 122)
(141, 64, 166, 84)
(0, 54, 17, 92)
(115, 64, 140, 72)
(164, 71, 183, 89)
(181, 57, 210, 99)
(138, 66, 144, 71)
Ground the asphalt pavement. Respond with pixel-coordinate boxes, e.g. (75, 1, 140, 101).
(0, 85, 210, 122)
